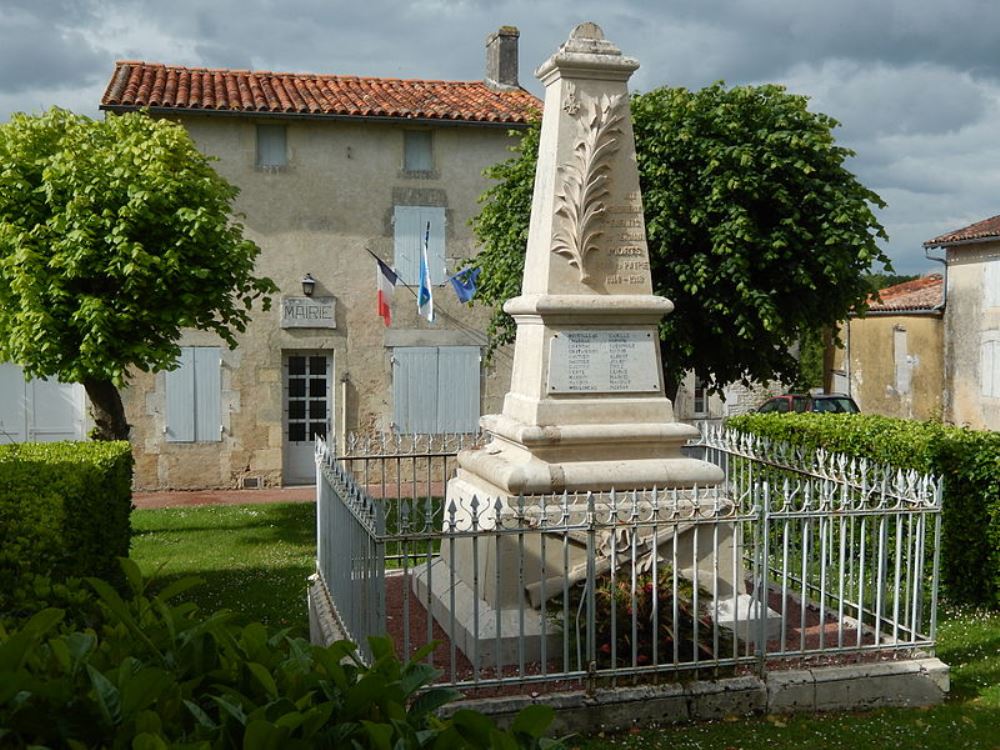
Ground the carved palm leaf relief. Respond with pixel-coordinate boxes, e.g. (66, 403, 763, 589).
(552, 93, 625, 283)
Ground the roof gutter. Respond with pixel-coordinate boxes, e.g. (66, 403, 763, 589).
(99, 103, 534, 130)
(853, 308, 944, 317)
(923, 245, 948, 314)
(923, 235, 1000, 250)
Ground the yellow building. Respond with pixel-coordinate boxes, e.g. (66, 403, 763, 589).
(836, 275, 944, 421)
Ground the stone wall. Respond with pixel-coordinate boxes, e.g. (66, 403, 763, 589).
(123, 116, 516, 489)
(944, 241, 1000, 429)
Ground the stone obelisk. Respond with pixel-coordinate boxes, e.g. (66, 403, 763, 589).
(414, 24, 745, 665)
(456, 23, 722, 497)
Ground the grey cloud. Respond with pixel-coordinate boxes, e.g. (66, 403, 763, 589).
(0, 4, 106, 92)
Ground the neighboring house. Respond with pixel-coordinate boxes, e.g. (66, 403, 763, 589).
(834, 275, 944, 421)
(925, 215, 1000, 430)
(95, 27, 539, 489)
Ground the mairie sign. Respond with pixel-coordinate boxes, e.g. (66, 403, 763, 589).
(280, 296, 336, 329)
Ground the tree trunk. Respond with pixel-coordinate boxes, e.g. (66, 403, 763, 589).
(821, 326, 835, 394)
(83, 378, 130, 441)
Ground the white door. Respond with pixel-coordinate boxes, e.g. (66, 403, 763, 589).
(0, 363, 86, 444)
(283, 352, 332, 485)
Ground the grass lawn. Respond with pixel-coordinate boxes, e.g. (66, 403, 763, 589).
(129, 502, 315, 638)
(129, 501, 999, 749)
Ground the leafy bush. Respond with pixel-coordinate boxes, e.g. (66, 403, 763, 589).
(728, 413, 1000, 608)
(0, 560, 565, 748)
(0, 441, 133, 606)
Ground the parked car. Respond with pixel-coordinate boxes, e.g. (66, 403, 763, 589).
(756, 393, 860, 414)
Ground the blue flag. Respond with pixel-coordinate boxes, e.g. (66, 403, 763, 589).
(448, 266, 480, 303)
(417, 222, 434, 322)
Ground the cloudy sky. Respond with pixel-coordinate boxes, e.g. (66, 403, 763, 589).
(3, 0, 999, 274)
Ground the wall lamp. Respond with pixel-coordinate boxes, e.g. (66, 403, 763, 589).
(300, 273, 316, 297)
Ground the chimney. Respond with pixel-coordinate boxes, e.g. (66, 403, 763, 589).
(485, 26, 520, 89)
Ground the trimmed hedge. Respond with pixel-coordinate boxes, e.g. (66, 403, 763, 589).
(728, 413, 1000, 608)
(0, 441, 133, 602)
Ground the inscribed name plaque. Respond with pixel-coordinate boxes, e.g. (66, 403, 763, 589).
(280, 296, 336, 329)
(547, 330, 660, 394)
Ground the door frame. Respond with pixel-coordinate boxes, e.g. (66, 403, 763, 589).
(282, 350, 333, 485)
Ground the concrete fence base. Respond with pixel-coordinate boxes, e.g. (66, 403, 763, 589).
(444, 658, 949, 733)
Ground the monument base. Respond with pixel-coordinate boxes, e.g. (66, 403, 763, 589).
(411, 558, 561, 666)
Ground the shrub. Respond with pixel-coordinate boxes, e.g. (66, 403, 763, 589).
(0, 441, 133, 607)
(0, 560, 565, 749)
(728, 413, 1000, 608)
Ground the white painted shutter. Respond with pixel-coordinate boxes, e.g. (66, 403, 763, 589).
(194, 347, 222, 441)
(29, 377, 84, 441)
(393, 206, 446, 286)
(393, 347, 439, 433)
(436, 347, 481, 433)
(393, 206, 423, 286)
(422, 207, 446, 285)
(0, 363, 27, 443)
(256, 125, 287, 167)
(893, 328, 910, 395)
(165, 348, 196, 442)
(986, 259, 1000, 309)
(982, 339, 1000, 398)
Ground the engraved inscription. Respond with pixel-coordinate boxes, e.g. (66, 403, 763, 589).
(548, 330, 660, 393)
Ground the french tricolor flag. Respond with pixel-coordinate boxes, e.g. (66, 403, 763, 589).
(375, 257, 398, 326)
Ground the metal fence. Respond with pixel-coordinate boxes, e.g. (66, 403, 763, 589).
(313, 427, 942, 692)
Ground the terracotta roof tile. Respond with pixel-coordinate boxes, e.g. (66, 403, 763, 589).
(867, 274, 944, 312)
(101, 61, 541, 125)
(924, 214, 1000, 247)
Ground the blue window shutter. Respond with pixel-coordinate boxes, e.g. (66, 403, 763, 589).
(418, 207, 446, 285)
(393, 347, 438, 433)
(165, 348, 195, 442)
(393, 206, 422, 285)
(194, 347, 222, 442)
(436, 347, 480, 433)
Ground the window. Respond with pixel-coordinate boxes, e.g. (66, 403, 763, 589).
(403, 130, 433, 172)
(392, 346, 480, 433)
(256, 124, 287, 168)
(894, 326, 911, 395)
(692, 377, 707, 416)
(393, 205, 446, 286)
(981, 333, 1000, 398)
(165, 346, 221, 442)
(985, 259, 1000, 308)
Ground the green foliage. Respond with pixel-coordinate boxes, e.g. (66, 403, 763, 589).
(0, 441, 133, 612)
(472, 84, 890, 389)
(865, 272, 920, 294)
(792, 328, 825, 392)
(471, 117, 539, 354)
(728, 413, 1000, 608)
(0, 107, 276, 387)
(0, 561, 565, 748)
(550, 567, 736, 671)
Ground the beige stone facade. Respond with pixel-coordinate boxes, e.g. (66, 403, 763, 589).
(941, 241, 1000, 429)
(100, 33, 537, 489)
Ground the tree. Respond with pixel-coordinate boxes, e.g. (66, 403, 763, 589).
(0, 108, 276, 440)
(471, 83, 891, 397)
